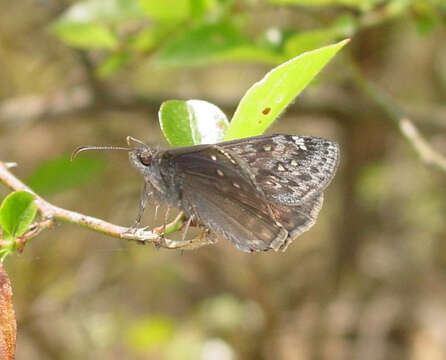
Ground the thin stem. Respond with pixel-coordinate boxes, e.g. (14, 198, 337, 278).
(350, 62, 446, 173)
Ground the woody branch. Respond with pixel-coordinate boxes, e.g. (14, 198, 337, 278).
(0, 161, 209, 251)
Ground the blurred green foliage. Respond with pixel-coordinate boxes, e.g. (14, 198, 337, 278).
(26, 155, 106, 196)
(49, 0, 446, 76)
(126, 315, 175, 351)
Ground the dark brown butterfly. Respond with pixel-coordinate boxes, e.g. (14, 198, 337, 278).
(73, 134, 339, 252)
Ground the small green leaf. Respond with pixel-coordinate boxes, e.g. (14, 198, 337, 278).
(0, 191, 37, 239)
(159, 100, 229, 146)
(155, 22, 249, 66)
(128, 24, 176, 52)
(50, 22, 118, 50)
(138, 0, 190, 22)
(225, 39, 350, 140)
(97, 51, 131, 78)
(26, 155, 106, 196)
(129, 28, 160, 52)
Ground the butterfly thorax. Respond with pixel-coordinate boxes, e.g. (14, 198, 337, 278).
(129, 148, 183, 209)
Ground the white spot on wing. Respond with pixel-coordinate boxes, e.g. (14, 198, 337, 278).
(292, 136, 308, 151)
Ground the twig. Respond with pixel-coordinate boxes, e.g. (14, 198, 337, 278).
(350, 65, 446, 173)
(399, 118, 446, 171)
(0, 161, 212, 251)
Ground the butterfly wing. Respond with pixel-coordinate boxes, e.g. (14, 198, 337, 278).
(220, 134, 339, 205)
(270, 192, 324, 250)
(162, 133, 338, 252)
(164, 147, 288, 252)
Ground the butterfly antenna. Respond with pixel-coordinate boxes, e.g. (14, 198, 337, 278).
(127, 136, 148, 147)
(71, 145, 132, 161)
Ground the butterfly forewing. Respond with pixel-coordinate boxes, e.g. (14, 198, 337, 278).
(220, 134, 339, 205)
(165, 147, 288, 252)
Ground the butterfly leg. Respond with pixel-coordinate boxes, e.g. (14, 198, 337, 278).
(154, 202, 160, 222)
(161, 206, 171, 234)
(124, 182, 151, 236)
(162, 227, 215, 250)
(133, 181, 151, 229)
(181, 215, 194, 243)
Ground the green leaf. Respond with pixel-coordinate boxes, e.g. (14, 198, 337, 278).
(97, 51, 131, 77)
(49, 0, 144, 49)
(0, 191, 37, 239)
(126, 316, 175, 351)
(138, 0, 190, 22)
(26, 155, 106, 196)
(225, 39, 350, 140)
(128, 25, 175, 52)
(159, 100, 229, 146)
(50, 22, 118, 50)
(154, 22, 249, 66)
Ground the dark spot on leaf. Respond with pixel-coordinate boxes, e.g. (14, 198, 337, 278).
(262, 107, 271, 115)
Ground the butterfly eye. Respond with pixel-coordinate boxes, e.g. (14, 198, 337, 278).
(138, 154, 152, 166)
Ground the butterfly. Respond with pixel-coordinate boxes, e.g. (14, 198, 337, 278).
(73, 134, 339, 253)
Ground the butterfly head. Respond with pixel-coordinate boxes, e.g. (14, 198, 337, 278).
(126, 137, 159, 176)
(71, 136, 158, 177)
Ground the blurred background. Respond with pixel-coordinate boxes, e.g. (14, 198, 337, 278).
(1, 0, 446, 359)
